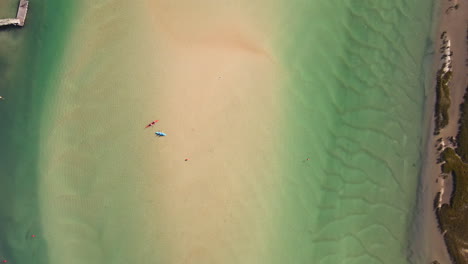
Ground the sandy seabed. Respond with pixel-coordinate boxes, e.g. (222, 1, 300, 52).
(145, 1, 286, 262)
(37, 1, 288, 263)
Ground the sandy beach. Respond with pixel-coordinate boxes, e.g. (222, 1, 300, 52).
(144, 1, 287, 262)
(414, 0, 468, 262)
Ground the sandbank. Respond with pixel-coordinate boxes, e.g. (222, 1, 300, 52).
(37, 0, 287, 263)
(144, 1, 286, 262)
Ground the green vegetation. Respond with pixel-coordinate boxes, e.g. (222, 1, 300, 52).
(434, 70, 452, 135)
(456, 87, 468, 161)
(434, 82, 468, 263)
(437, 147, 468, 264)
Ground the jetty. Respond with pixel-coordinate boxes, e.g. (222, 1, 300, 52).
(0, 0, 29, 27)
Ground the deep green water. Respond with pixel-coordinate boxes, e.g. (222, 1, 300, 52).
(1, 0, 434, 263)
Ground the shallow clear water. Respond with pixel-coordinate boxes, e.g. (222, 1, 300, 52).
(0, 0, 434, 263)
(274, 0, 434, 263)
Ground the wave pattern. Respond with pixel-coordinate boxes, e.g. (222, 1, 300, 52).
(275, 0, 433, 263)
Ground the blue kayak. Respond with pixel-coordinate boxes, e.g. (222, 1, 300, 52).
(155, 131, 166, 137)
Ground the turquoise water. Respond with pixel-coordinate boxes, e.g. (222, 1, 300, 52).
(0, 0, 434, 263)
(274, 0, 434, 263)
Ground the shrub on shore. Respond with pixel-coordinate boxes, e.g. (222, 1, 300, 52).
(438, 147, 468, 264)
(456, 86, 468, 161)
(434, 70, 452, 135)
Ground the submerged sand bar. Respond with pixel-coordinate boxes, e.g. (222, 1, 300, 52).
(0, 0, 29, 27)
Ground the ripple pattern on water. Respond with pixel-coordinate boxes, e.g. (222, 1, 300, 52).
(274, 0, 433, 263)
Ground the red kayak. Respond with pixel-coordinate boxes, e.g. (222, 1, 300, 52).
(145, 120, 159, 128)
